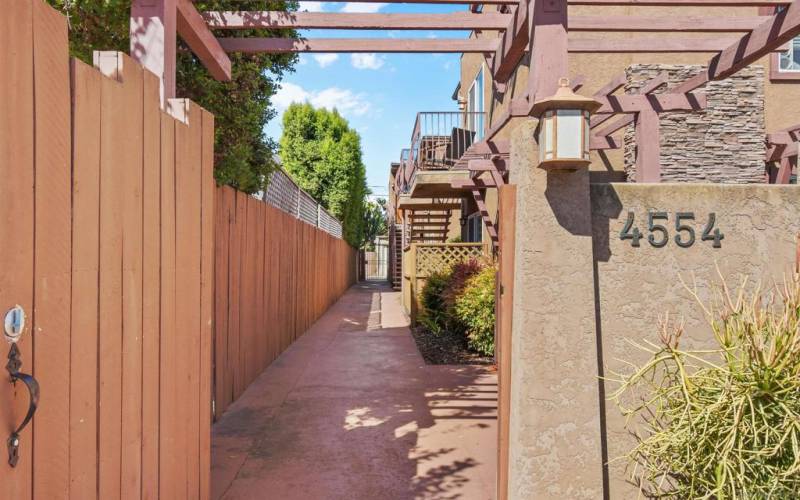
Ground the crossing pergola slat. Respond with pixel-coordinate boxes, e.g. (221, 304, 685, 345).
(217, 37, 501, 53)
(204, 11, 513, 30)
(569, 15, 770, 31)
(568, 37, 788, 52)
(176, 0, 231, 81)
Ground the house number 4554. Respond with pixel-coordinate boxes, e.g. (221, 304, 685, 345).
(619, 211, 724, 249)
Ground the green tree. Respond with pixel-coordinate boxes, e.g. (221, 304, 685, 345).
(46, 0, 297, 194)
(279, 103, 369, 248)
(362, 200, 387, 247)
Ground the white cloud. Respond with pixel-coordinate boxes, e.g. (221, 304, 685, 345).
(350, 53, 385, 70)
(298, 1, 325, 12)
(341, 2, 387, 12)
(274, 82, 372, 118)
(313, 53, 339, 68)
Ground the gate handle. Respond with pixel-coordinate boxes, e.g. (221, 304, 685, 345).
(6, 344, 39, 468)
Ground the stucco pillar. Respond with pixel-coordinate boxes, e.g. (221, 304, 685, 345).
(506, 120, 605, 499)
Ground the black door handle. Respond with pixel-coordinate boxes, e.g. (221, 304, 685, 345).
(6, 343, 39, 468)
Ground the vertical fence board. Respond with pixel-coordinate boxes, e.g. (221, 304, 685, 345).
(229, 193, 244, 401)
(214, 189, 231, 415)
(174, 111, 202, 498)
(158, 114, 180, 500)
(199, 109, 215, 500)
(0, 1, 35, 496)
(119, 55, 145, 500)
(141, 69, 162, 500)
(172, 117, 191, 498)
(97, 52, 126, 499)
(185, 108, 203, 500)
(31, 2, 72, 496)
(69, 59, 102, 500)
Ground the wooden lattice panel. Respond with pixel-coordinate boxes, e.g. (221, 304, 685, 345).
(415, 244, 486, 277)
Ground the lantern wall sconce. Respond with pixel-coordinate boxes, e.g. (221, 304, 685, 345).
(530, 77, 602, 170)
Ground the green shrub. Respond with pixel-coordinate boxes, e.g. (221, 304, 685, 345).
(441, 259, 484, 317)
(419, 269, 451, 335)
(454, 266, 496, 356)
(610, 274, 800, 498)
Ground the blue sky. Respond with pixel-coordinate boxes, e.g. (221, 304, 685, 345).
(263, 2, 471, 201)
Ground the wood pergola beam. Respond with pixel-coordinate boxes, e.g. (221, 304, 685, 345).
(662, 0, 800, 94)
(568, 0, 790, 5)
(595, 92, 706, 114)
(567, 36, 786, 52)
(775, 156, 796, 184)
(591, 72, 668, 126)
(204, 11, 513, 30)
(217, 37, 501, 53)
(284, 0, 519, 3)
(471, 189, 499, 243)
(767, 124, 800, 144)
(708, 0, 800, 81)
(492, 0, 529, 83)
(176, 0, 231, 81)
(590, 135, 621, 149)
(569, 15, 770, 32)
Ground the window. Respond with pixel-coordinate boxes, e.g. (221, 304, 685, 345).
(779, 37, 800, 72)
(763, 6, 800, 80)
(467, 66, 485, 139)
(466, 213, 483, 243)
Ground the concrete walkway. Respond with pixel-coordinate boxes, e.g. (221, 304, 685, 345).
(211, 282, 497, 500)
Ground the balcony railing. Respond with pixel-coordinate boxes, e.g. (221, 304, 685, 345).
(395, 111, 485, 194)
(410, 111, 485, 171)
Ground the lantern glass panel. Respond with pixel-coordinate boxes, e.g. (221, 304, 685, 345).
(583, 110, 590, 160)
(541, 112, 554, 161)
(555, 109, 582, 159)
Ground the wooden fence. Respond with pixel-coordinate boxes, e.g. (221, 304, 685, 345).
(213, 186, 358, 418)
(0, 2, 214, 498)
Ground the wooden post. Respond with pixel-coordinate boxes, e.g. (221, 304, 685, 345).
(635, 109, 661, 182)
(528, 0, 569, 102)
(409, 243, 418, 326)
(130, 0, 177, 105)
(496, 184, 517, 500)
(796, 233, 800, 274)
(776, 156, 795, 184)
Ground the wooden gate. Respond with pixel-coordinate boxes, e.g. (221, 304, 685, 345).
(0, 1, 214, 498)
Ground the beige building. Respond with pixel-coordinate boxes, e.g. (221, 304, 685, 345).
(388, 5, 800, 259)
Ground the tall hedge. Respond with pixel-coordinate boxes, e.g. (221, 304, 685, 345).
(279, 103, 369, 247)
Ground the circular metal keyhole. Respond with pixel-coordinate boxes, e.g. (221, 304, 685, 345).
(4, 305, 26, 344)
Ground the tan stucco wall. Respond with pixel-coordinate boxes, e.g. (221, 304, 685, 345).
(507, 121, 605, 499)
(456, 6, 800, 171)
(507, 119, 800, 498)
(592, 181, 800, 498)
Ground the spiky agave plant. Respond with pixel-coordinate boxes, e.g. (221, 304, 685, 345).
(609, 272, 800, 499)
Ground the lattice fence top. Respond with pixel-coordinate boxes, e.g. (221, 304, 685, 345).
(263, 169, 299, 215)
(262, 168, 343, 239)
(415, 243, 488, 277)
(298, 190, 318, 226)
(318, 209, 343, 239)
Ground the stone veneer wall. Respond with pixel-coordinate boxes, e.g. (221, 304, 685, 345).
(623, 65, 765, 183)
